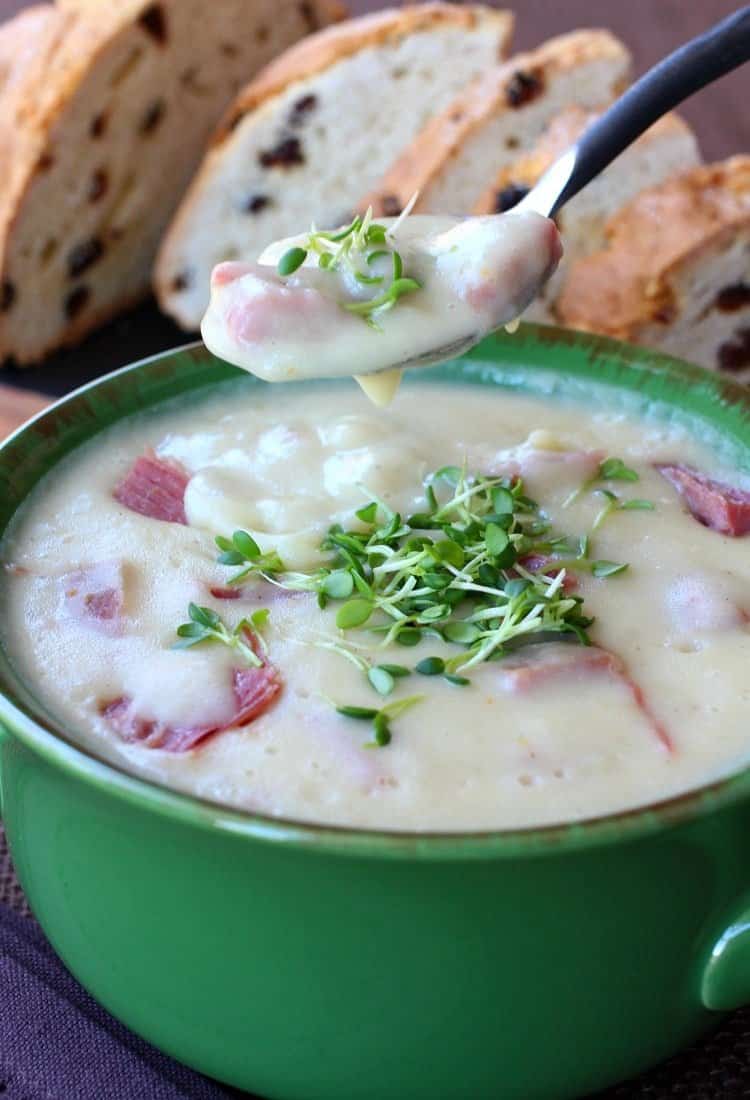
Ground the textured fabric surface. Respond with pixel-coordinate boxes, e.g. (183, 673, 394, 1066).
(2, 823, 750, 1099)
(0, 824, 30, 918)
(0, 901, 252, 1100)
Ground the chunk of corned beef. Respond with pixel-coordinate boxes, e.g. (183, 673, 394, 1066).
(207, 580, 308, 602)
(656, 463, 750, 536)
(497, 643, 673, 752)
(100, 631, 281, 752)
(209, 585, 243, 600)
(113, 450, 189, 525)
(60, 560, 124, 633)
(99, 697, 216, 753)
(498, 643, 621, 690)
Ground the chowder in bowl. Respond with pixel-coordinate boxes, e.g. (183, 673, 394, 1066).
(2, 329, 750, 1099)
(3, 348, 750, 833)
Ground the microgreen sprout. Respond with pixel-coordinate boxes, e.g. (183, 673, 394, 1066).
(274, 206, 422, 328)
(564, 456, 643, 507)
(173, 603, 267, 667)
(591, 560, 629, 579)
(214, 468, 599, 675)
(563, 455, 654, 529)
(344, 276, 421, 325)
(335, 693, 425, 748)
(592, 489, 655, 530)
(199, 465, 642, 745)
(598, 457, 639, 482)
(215, 530, 286, 586)
(277, 247, 307, 277)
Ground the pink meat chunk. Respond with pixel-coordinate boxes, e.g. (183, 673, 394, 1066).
(219, 266, 344, 346)
(113, 450, 189, 525)
(211, 261, 253, 287)
(464, 218, 562, 313)
(209, 585, 243, 600)
(498, 643, 673, 752)
(656, 463, 750, 536)
(208, 580, 308, 603)
(60, 561, 124, 634)
(498, 644, 622, 690)
(100, 632, 281, 752)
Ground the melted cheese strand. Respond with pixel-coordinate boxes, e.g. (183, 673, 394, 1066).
(355, 369, 404, 407)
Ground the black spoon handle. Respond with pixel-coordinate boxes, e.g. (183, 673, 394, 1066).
(524, 5, 750, 218)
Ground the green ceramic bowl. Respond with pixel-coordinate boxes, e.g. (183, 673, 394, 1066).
(2, 327, 750, 1100)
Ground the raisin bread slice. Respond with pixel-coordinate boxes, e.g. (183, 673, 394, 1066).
(0, 0, 343, 365)
(474, 107, 702, 322)
(154, 4, 514, 329)
(362, 30, 631, 220)
(556, 158, 750, 379)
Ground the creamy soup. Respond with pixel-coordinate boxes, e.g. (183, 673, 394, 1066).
(3, 380, 750, 832)
(201, 212, 560, 399)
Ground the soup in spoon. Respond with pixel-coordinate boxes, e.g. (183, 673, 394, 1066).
(200, 209, 561, 402)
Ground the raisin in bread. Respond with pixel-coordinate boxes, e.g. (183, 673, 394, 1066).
(154, 4, 514, 329)
(362, 30, 631, 220)
(0, 0, 343, 365)
(556, 158, 750, 379)
(473, 107, 701, 323)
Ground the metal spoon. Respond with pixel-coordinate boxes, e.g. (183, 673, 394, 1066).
(380, 4, 750, 382)
(517, 4, 750, 221)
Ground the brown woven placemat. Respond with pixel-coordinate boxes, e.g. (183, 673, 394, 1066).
(3, 818, 750, 1099)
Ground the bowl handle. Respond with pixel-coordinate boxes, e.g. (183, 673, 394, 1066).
(701, 901, 750, 1010)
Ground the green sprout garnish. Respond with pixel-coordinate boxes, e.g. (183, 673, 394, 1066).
(564, 455, 654, 526)
(564, 456, 643, 507)
(335, 693, 425, 748)
(173, 603, 268, 667)
(277, 246, 308, 276)
(415, 656, 445, 676)
(213, 467, 599, 679)
(344, 276, 421, 323)
(215, 530, 285, 585)
(590, 560, 629, 578)
(592, 489, 655, 530)
(275, 206, 422, 328)
(177, 465, 640, 746)
(597, 457, 639, 482)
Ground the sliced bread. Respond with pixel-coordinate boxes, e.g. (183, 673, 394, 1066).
(362, 30, 631, 220)
(0, 0, 343, 365)
(154, 4, 514, 330)
(556, 158, 750, 379)
(473, 107, 702, 322)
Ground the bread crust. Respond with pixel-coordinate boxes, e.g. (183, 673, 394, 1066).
(556, 157, 750, 338)
(0, 0, 343, 363)
(212, 4, 513, 144)
(473, 108, 693, 215)
(360, 29, 630, 216)
(154, 3, 514, 322)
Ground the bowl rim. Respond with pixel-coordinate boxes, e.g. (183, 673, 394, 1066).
(3, 329, 750, 862)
